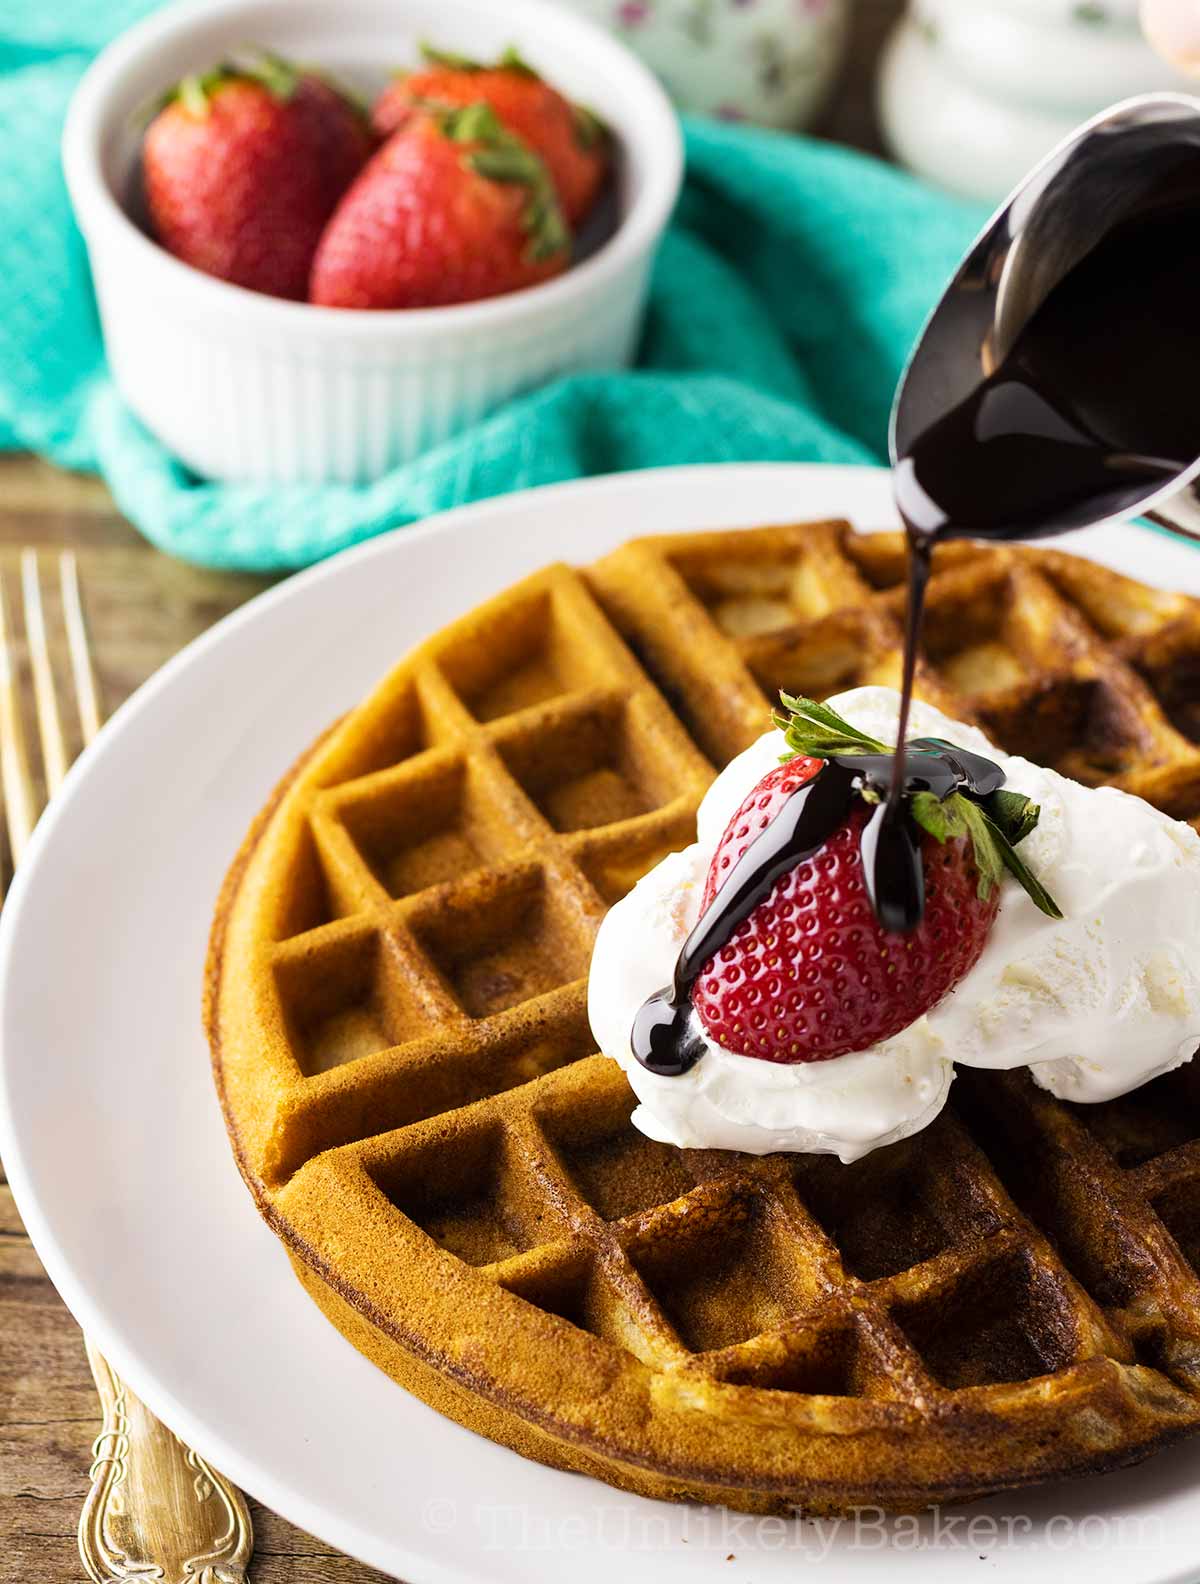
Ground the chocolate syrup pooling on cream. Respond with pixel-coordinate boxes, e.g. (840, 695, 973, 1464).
(632, 194, 1200, 1078)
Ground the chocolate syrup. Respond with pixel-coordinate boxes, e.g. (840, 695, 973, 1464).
(633, 183, 1200, 1078)
(888, 198, 1200, 811)
(631, 744, 1005, 1076)
(894, 208, 1200, 545)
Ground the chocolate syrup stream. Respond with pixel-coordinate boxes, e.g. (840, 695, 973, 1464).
(633, 193, 1200, 1078)
(885, 535, 932, 814)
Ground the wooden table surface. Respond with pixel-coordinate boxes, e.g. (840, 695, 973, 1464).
(0, 5, 901, 1577)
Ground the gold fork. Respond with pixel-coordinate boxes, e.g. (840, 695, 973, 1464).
(0, 549, 254, 1584)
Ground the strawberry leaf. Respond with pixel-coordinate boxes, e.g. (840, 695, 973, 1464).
(246, 49, 300, 101)
(177, 73, 212, 117)
(498, 46, 540, 78)
(420, 42, 540, 78)
(979, 808, 1063, 918)
(420, 42, 484, 71)
(983, 788, 1041, 847)
(911, 790, 968, 844)
(777, 727, 881, 759)
(945, 793, 1061, 916)
(439, 101, 569, 261)
(573, 102, 608, 149)
(951, 796, 1006, 901)
(775, 693, 889, 758)
(154, 50, 336, 122)
(146, 63, 237, 120)
(469, 147, 539, 181)
(443, 100, 502, 142)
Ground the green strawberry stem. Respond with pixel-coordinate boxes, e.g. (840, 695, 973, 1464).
(571, 102, 608, 150)
(436, 101, 569, 261)
(150, 66, 232, 120)
(419, 42, 540, 78)
(152, 49, 365, 120)
(775, 692, 889, 757)
(774, 693, 1063, 919)
(244, 49, 300, 100)
(414, 42, 607, 149)
(175, 73, 215, 117)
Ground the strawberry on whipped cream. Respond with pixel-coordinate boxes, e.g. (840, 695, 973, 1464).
(587, 687, 1200, 1161)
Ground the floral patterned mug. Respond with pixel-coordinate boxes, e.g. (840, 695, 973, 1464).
(557, 0, 850, 128)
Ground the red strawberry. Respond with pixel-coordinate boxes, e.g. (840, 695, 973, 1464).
(686, 693, 1061, 1065)
(693, 779, 999, 1063)
(309, 103, 570, 310)
(143, 55, 373, 301)
(371, 46, 608, 227)
(704, 758, 825, 900)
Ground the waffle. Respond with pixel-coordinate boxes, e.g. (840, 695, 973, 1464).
(206, 521, 1200, 1515)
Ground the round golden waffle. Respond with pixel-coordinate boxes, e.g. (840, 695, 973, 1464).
(206, 522, 1200, 1514)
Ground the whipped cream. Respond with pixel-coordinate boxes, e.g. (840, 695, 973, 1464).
(587, 687, 1200, 1160)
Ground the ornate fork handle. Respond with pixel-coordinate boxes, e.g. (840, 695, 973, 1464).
(79, 1340, 253, 1584)
(1, 552, 255, 1580)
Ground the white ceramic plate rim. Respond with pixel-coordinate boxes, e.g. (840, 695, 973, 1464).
(4, 463, 1200, 1583)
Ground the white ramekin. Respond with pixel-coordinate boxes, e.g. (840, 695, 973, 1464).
(63, 0, 683, 485)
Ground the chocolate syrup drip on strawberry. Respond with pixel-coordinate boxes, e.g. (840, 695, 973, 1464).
(631, 741, 1005, 1077)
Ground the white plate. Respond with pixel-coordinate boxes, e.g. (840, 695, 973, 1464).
(4, 463, 1200, 1583)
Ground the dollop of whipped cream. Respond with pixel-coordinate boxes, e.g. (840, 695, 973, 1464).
(587, 687, 1200, 1161)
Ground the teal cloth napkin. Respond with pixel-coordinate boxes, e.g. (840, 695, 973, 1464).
(0, 0, 987, 571)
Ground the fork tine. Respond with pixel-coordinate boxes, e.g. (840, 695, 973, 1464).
(0, 570, 36, 869)
(22, 549, 67, 798)
(60, 552, 102, 746)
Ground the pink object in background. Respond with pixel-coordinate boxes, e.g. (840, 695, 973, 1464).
(1142, 0, 1200, 69)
